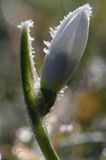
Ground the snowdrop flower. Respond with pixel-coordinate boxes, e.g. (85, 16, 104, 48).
(41, 4, 92, 92)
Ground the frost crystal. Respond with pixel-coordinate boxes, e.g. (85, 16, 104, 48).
(18, 20, 35, 56)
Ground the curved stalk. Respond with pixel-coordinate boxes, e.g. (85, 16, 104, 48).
(29, 110, 59, 160)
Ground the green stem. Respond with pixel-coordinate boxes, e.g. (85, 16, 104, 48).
(19, 21, 60, 160)
(28, 107, 59, 160)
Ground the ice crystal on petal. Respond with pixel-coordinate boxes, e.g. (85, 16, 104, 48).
(57, 86, 67, 101)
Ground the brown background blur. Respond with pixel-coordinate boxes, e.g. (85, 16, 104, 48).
(0, 0, 106, 159)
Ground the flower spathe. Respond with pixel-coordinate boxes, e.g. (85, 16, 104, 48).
(41, 4, 92, 92)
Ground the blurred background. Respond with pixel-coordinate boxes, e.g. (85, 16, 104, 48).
(0, 0, 106, 159)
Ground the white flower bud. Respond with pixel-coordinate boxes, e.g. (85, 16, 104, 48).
(41, 4, 92, 92)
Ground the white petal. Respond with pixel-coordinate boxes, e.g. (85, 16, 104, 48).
(41, 4, 92, 92)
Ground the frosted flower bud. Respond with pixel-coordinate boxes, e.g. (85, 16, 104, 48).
(41, 4, 92, 92)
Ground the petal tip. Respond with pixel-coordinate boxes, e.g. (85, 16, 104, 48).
(81, 4, 92, 18)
